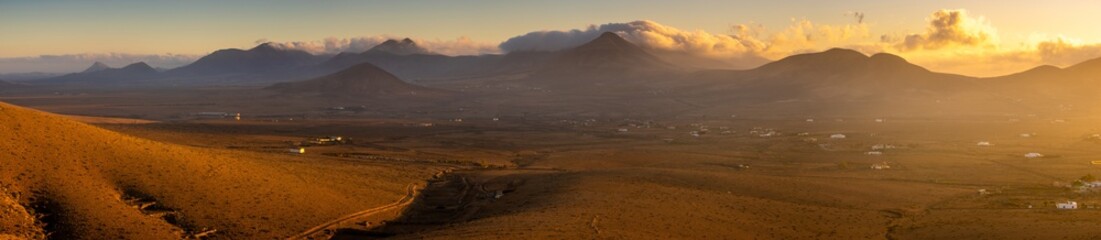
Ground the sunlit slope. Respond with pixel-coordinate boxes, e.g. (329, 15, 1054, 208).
(0, 102, 421, 239)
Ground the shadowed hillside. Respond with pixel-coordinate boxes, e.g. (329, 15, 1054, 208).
(36, 62, 159, 85)
(268, 62, 442, 96)
(0, 102, 429, 239)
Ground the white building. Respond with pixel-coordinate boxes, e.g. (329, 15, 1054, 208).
(1057, 201, 1078, 209)
(1025, 153, 1044, 158)
(977, 141, 993, 146)
(866, 151, 883, 155)
(289, 147, 305, 154)
(830, 134, 847, 139)
(870, 163, 891, 170)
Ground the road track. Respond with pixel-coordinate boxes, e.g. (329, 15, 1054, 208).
(287, 184, 419, 240)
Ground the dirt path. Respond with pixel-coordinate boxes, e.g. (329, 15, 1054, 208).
(287, 184, 419, 240)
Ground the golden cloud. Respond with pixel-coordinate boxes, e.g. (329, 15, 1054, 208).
(895, 9, 998, 51)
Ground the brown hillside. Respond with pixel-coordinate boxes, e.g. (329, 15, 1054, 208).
(0, 102, 430, 239)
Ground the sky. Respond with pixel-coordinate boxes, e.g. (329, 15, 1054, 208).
(2, 0, 1101, 76)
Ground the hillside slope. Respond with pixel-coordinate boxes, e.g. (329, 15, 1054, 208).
(0, 102, 429, 239)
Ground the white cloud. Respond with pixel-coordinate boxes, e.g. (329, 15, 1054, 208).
(266, 36, 501, 56)
(499, 19, 872, 66)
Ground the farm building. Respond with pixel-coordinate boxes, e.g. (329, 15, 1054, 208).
(870, 163, 891, 170)
(1057, 201, 1078, 209)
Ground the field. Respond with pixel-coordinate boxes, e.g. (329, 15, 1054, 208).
(5, 89, 1101, 239)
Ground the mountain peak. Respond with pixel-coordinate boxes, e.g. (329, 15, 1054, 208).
(268, 62, 432, 95)
(82, 61, 112, 73)
(821, 48, 868, 58)
(580, 32, 631, 48)
(366, 38, 431, 55)
(250, 42, 282, 52)
(869, 52, 909, 65)
(121, 62, 155, 72)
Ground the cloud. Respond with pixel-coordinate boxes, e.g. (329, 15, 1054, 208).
(1033, 36, 1101, 66)
(265, 36, 500, 56)
(895, 9, 998, 51)
(499, 20, 774, 55)
(500, 19, 871, 67)
(0, 53, 198, 74)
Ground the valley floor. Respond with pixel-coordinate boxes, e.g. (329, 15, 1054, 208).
(5, 92, 1101, 239)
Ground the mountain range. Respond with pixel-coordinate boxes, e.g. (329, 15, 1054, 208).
(10, 32, 1101, 115)
(36, 62, 159, 85)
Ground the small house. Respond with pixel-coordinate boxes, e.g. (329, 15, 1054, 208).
(977, 141, 993, 146)
(870, 163, 891, 170)
(290, 147, 305, 154)
(1057, 201, 1078, 209)
(1024, 153, 1044, 158)
(830, 134, 847, 139)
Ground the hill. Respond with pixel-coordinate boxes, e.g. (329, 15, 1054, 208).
(690, 49, 976, 98)
(0, 102, 429, 239)
(167, 43, 319, 77)
(322, 38, 557, 82)
(988, 57, 1101, 94)
(158, 43, 331, 86)
(81, 62, 111, 73)
(539, 32, 673, 75)
(35, 62, 159, 85)
(366, 38, 432, 56)
(268, 62, 440, 96)
(499, 32, 683, 93)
